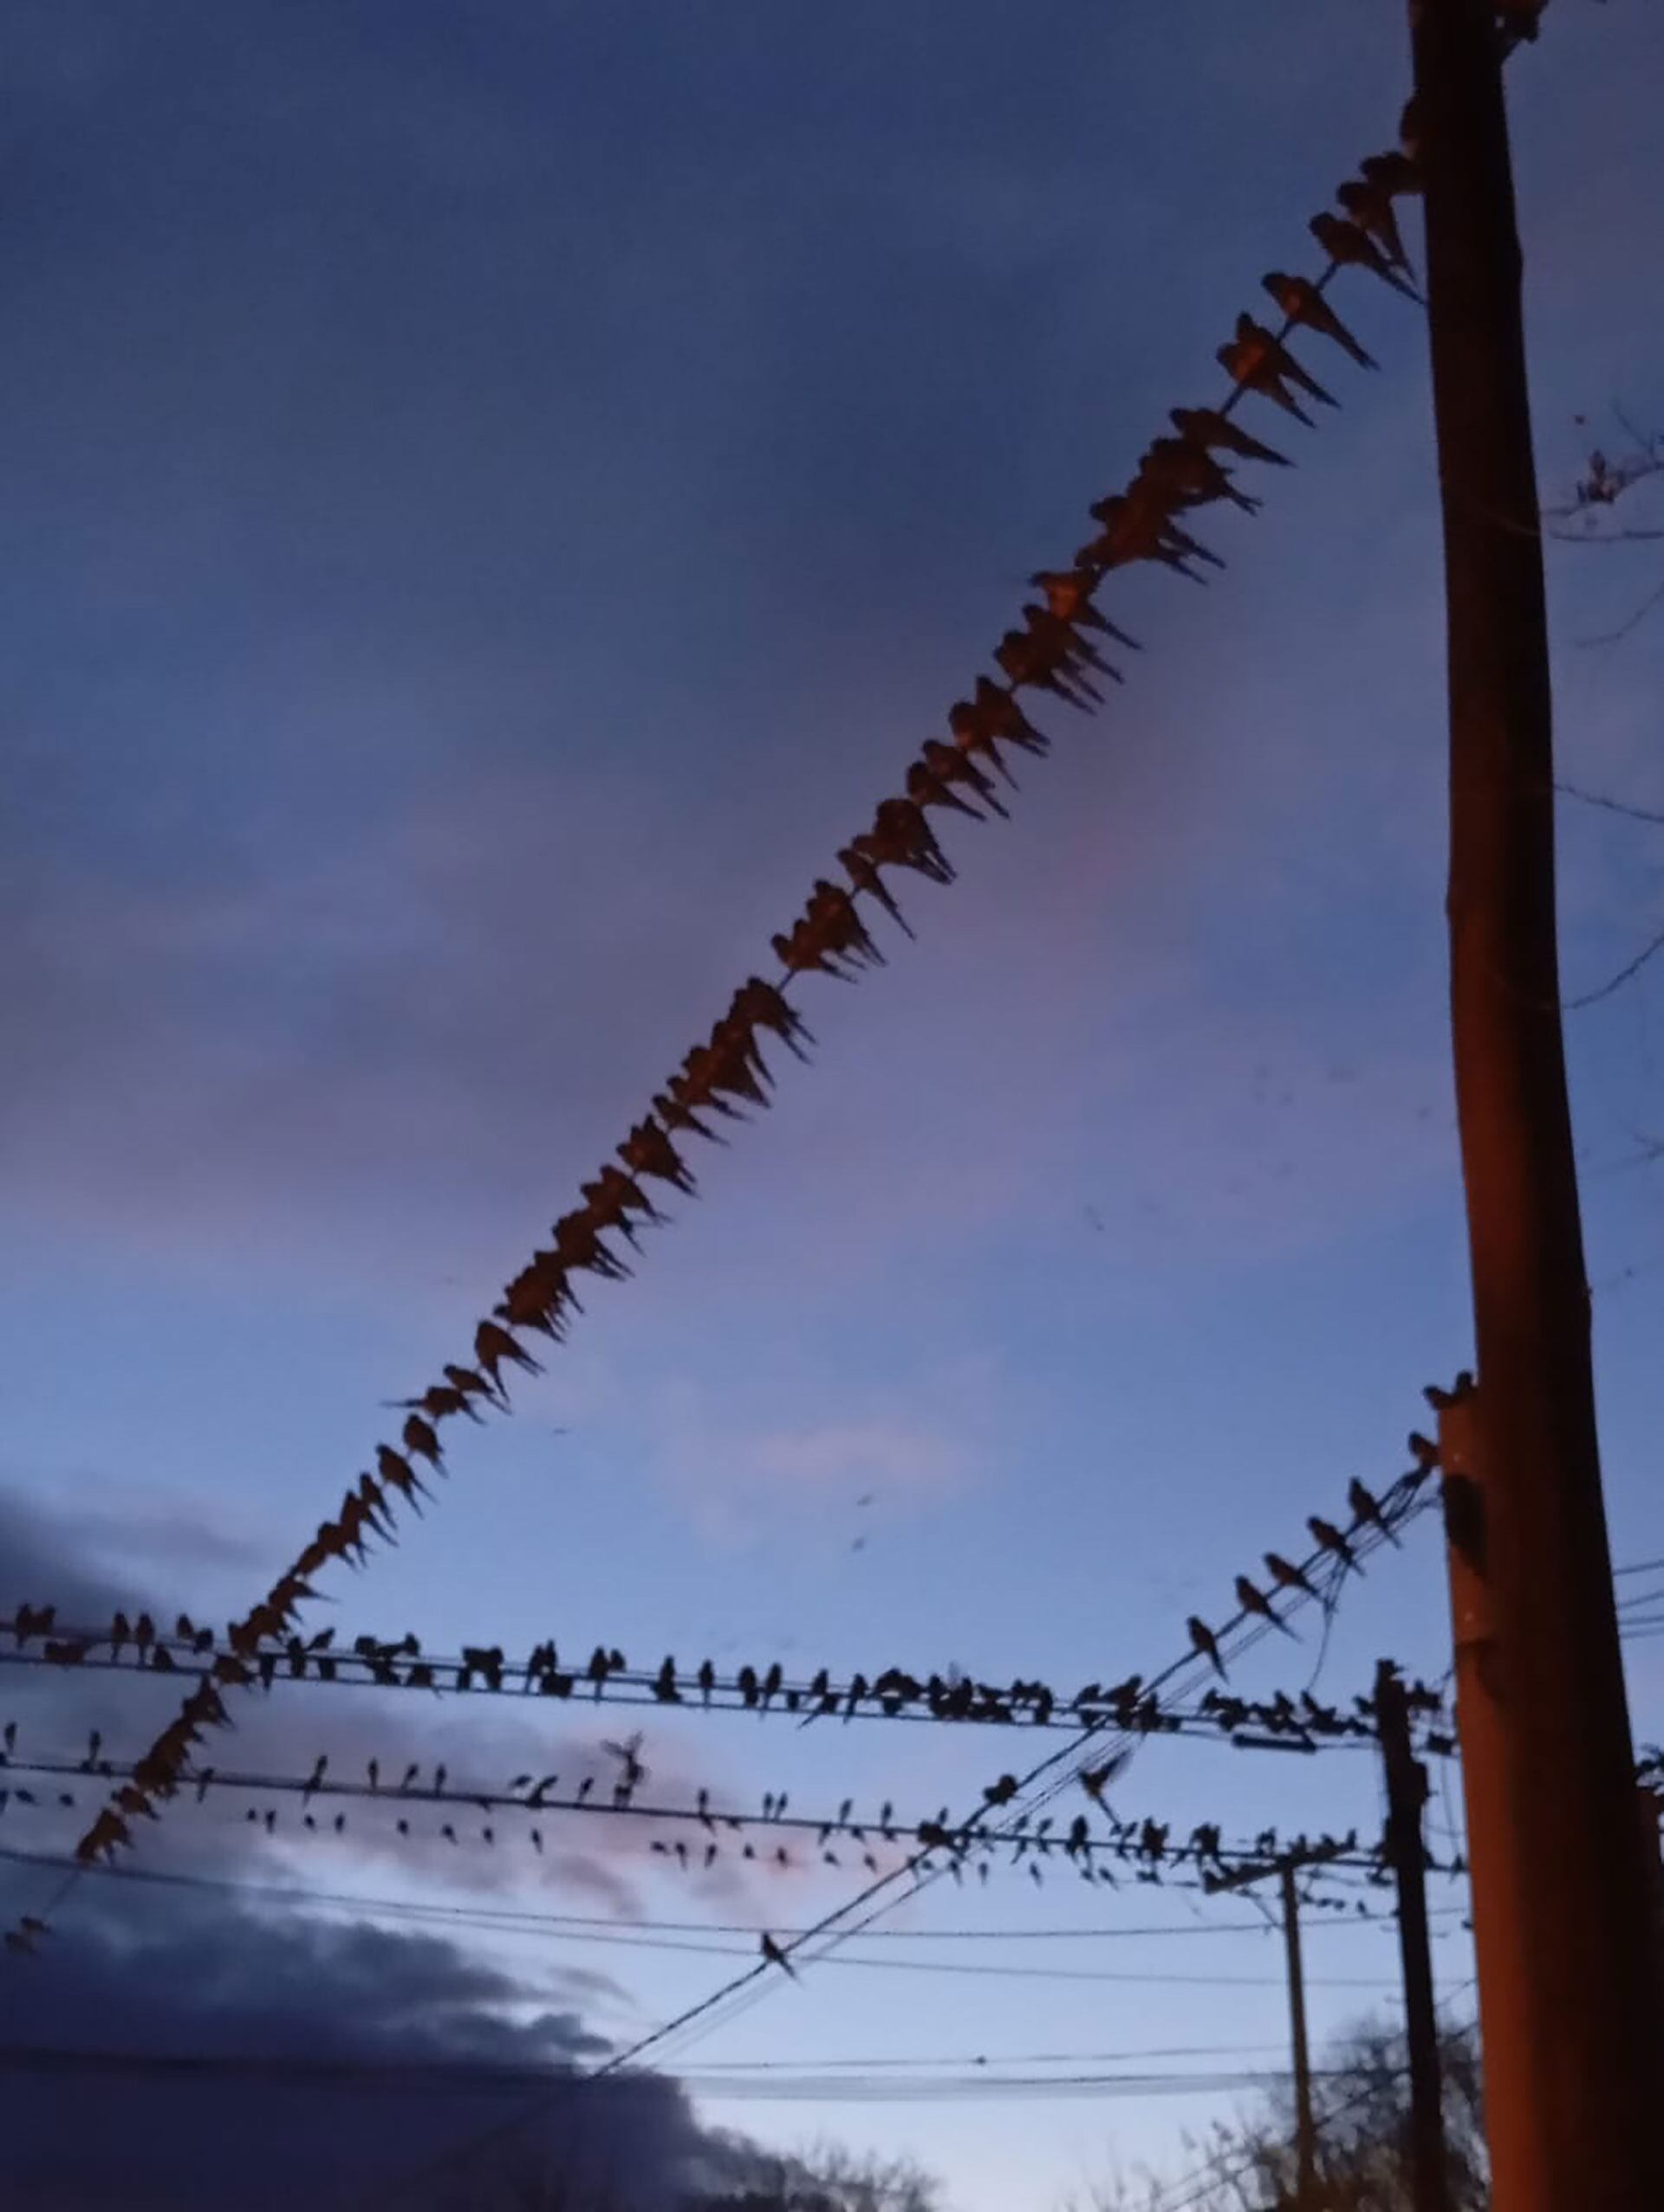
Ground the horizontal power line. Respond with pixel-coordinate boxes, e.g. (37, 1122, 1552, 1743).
(0, 2044, 1381, 2103)
(0, 1842, 1466, 1980)
(1, 1751, 1420, 1896)
(0, 1840, 1433, 1942)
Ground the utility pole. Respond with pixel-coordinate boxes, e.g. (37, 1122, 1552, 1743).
(1375, 1661, 1448, 2212)
(1212, 1849, 1320, 2208)
(1408, 1, 1662, 2205)
(1278, 1859, 1317, 2212)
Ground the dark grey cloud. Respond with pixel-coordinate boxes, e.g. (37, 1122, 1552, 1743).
(0, 1878, 707, 2212)
(0, 1483, 771, 2209)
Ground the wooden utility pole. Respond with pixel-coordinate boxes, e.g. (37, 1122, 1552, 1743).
(1375, 1661, 1448, 2212)
(1209, 1849, 1324, 2207)
(1408, 2, 1663, 2205)
(1277, 1859, 1317, 2212)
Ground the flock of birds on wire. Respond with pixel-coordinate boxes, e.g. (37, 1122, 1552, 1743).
(2, 1453, 1431, 1730)
(0, 1443, 1452, 1975)
(0, 1615, 1440, 1747)
(4, 116, 1438, 1955)
(1, 1700, 1449, 1894)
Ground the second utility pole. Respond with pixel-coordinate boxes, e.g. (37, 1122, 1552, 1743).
(1375, 1662, 1448, 2212)
(1407, 3, 1662, 2207)
(1278, 1859, 1317, 2212)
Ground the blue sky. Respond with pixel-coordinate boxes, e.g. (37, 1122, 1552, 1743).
(4, 3, 1664, 2206)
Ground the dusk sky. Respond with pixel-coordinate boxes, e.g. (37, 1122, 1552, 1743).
(5, 3, 1664, 2208)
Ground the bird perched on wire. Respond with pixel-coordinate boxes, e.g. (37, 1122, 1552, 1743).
(1081, 492, 1222, 581)
(839, 843, 916, 939)
(1260, 1552, 1321, 1605)
(1027, 569, 1142, 650)
(1310, 212, 1423, 303)
(1187, 1617, 1228, 1680)
(1308, 1516, 1359, 1574)
(1136, 435, 1262, 515)
(906, 755, 991, 823)
(1218, 315, 1336, 424)
(1347, 1479, 1400, 1546)
(1261, 272, 1377, 369)
(760, 1931, 796, 1978)
(581, 1166, 665, 1249)
(920, 738, 1011, 819)
(860, 797, 956, 884)
(1336, 176, 1414, 276)
(473, 1319, 543, 1390)
(1169, 406, 1290, 468)
(1361, 147, 1420, 202)
(731, 978, 813, 1064)
(1234, 1574, 1299, 1638)
(994, 619, 1100, 706)
(949, 680, 1050, 773)
(384, 1382, 484, 1428)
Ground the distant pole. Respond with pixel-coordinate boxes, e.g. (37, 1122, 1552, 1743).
(1408, 0, 1662, 2203)
(1375, 1661, 1448, 2212)
(1279, 1859, 1316, 2212)
(1437, 1389, 1534, 2200)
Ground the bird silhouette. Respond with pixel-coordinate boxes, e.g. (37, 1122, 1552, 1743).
(1261, 272, 1377, 368)
(949, 680, 1050, 772)
(1081, 493, 1222, 580)
(474, 1319, 543, 1389)
(1310, 212, 1422, 303)
(839, 843, 917, 939)
(1218, 316, 1336, 423)
(1136, 435, 1262, 514)
(602, 1732, 647, 1800)
(1233, 1574, 1299, 1638)
(1080, 1756, 1126, 1804)
(760, 1932, 796, 1978)
(921, 738, 1011, 817)
(1308, 1517, 1359, 1573)
(1336, 178, 1413, 274)
(1347, 1479, 1400, 1546)
(1361, 148, 1419, 202)
(861, 797, 955, 884)
(1264, 1551, 1322, 1601)
(617, 1117, 698, 1199)
(1027, 569, 1142, 650)
(385, 1384, 482, 1428)
(1169, 407, 1289, 468)
(1187, 1617, 1228, 1679)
